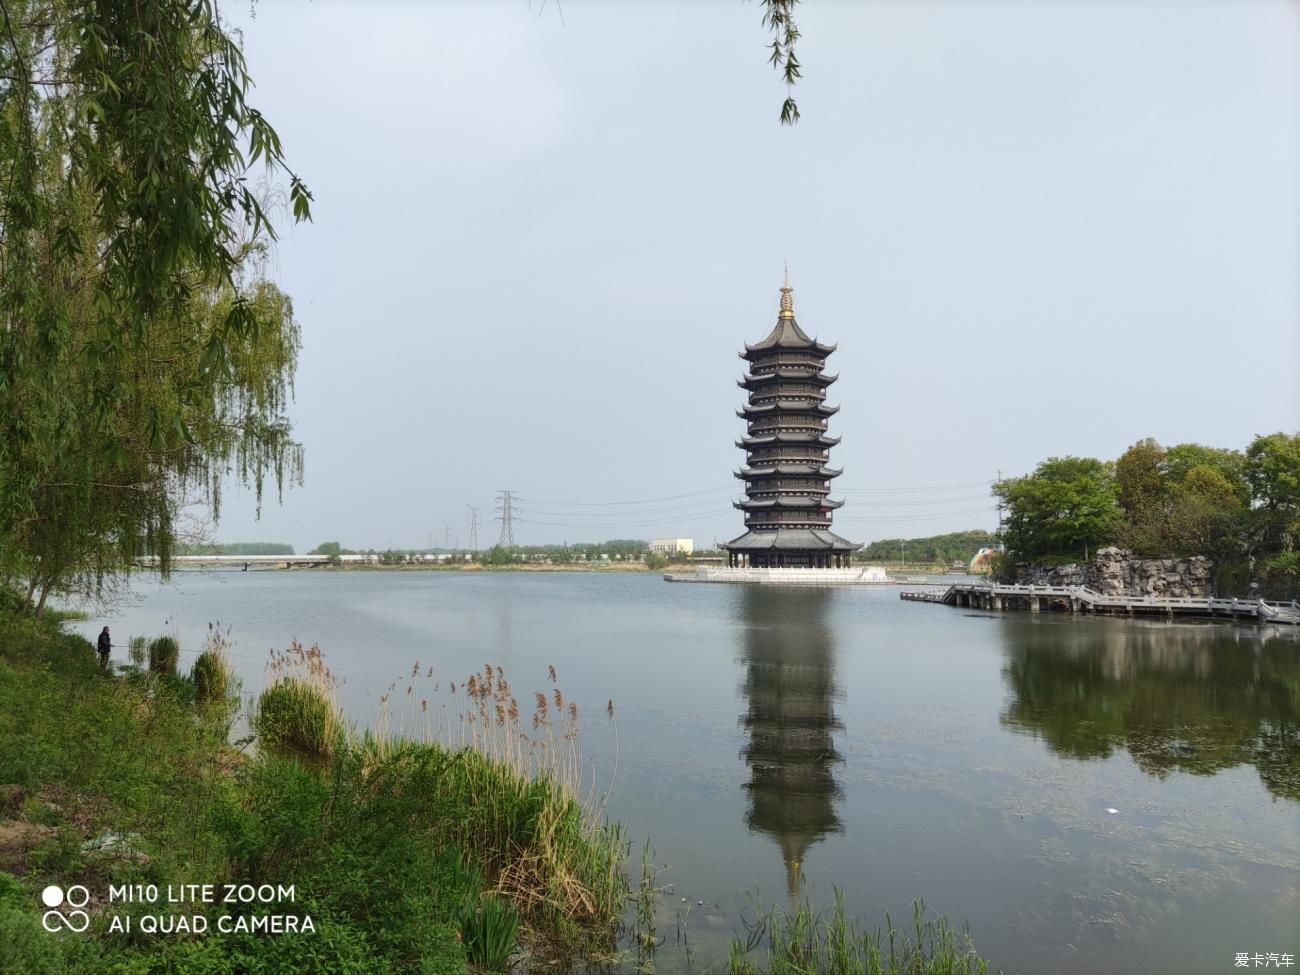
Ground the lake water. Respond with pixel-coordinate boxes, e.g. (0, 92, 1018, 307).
(73, 571, 1300, 975)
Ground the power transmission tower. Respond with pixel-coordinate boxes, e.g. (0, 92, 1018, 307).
(442, 521, 451, 551)
(495, 491, 517, 548)
(466, 506, 480, 551)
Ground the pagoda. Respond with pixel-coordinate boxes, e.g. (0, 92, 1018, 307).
(722, 274, 862, 569)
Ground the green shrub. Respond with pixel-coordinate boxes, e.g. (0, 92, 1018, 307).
(192, 650, 234, 706)
(148, 635, 180, 675)
(256, 678, 341, 758)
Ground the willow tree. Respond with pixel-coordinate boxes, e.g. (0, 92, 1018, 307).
(0, 0, 310, 613)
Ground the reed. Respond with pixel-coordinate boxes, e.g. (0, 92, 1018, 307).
(730, 894, 998, 975)
(458, 889, 520, 972)
(127, 635, 147, 668)
(147, 635, 180, 675)
(366, 660, 627, 950)
(191, 625, 236, 708)
(631, 838, 664, 971)
(256, 641, 344, 758)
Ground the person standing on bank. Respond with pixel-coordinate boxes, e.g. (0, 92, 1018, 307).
(97, 626, 111, 669)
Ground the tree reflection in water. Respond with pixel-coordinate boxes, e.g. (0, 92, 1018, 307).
(737, 586, 844, 899)
(1001, 621, 1300, 800)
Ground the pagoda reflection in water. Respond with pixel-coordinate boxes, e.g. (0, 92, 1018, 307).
(737, 586, 844, 899)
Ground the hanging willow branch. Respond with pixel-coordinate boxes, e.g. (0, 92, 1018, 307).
(759, 0, 801, 125)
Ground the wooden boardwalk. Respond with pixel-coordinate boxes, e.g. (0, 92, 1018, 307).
(900, 582, 1300, 625)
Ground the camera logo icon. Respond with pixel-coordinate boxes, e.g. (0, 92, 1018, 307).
(41, 885, 90, 933)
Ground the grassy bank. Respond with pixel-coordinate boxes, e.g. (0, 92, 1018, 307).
(0, 608, 625, 974)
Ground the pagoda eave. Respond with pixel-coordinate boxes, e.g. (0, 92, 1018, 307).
(742, 339, 838, 359)
(737, 434, 842, 449)
(721, 528, 862, 553)
(739, 401, 839, 419)
(735, 465, 843, 479)
(739, 371, 838, 388)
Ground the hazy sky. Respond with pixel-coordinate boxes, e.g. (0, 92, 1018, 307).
(213, 0, 1299, 552)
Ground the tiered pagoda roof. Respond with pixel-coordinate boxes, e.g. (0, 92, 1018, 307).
(721, 272, 862, 569)
(739, 401, 840, 419)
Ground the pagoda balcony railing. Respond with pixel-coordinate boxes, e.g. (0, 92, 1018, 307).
(746, 482, 831, 494)
(748, 422, 827, 436)
(746, 518, 834, 526)
(752, 387, 827, 400)
(747, 447, 830, 459)
(752, 355, 825, 370)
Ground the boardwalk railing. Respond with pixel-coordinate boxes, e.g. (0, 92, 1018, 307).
(899, 582, 1300, 625)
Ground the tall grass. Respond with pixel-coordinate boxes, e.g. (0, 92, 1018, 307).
(730, 894, 998, 975)
(128, 635, 147, 668)
(148, 635, 180, 674)
(191, 624, 237, 709)
(364, 660, 627, 950)
(632, 839, 665, 970)
(256, 641, 344, 758)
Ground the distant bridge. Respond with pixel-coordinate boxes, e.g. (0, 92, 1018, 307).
(135, 554, 335, 570)
(900, 582, 1300, 625)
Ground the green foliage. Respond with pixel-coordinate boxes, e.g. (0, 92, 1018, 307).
(0, 869, 81, 975)
(1115, 438, 1169, 518)
(128, 635, 148, 668)
(310, 541, 343, 557)
(1003, 435, 1300, 596)
(758, 0, 802, 124)
(458, 890, 520, 972)
(1245, 432, 1300, 511)
(994, 458, 1120, 561)
(0, 0, 310, 612)
(1112, 440, 1248, 559)
(192, 650, 233, 706)
(147, 635, 180, 675)
(484, 546, 515, 566)
(861, 530, 997, 564)
(176, 542, 296, 556)
(256, 678, 341, 758)
(1165, 443, 1250, 504)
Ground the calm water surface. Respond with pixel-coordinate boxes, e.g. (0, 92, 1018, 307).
(74, 571, 1300, 975)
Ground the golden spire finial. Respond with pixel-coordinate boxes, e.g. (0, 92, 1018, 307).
(779, 263, 794, 319)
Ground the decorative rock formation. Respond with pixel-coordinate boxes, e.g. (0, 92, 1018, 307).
(1012, 547, 1213, 598)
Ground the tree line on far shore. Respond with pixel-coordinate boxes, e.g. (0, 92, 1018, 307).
(993, 433, 1300, 597)
(859, 530, 997, 565)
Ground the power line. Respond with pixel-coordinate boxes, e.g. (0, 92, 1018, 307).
(520, 510, 727, 529)
(523, 498, 735, 518)
(837, 479, 996, 494)
(836, 494, 992, 508)
(525, 479, 1000, 507)
(522, 485, 736, 507)
(838, 506, 998, 523)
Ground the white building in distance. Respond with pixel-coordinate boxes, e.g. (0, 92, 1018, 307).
(650, 538, 695, 555)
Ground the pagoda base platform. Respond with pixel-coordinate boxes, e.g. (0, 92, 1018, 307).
(664, 566, 889, 587)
